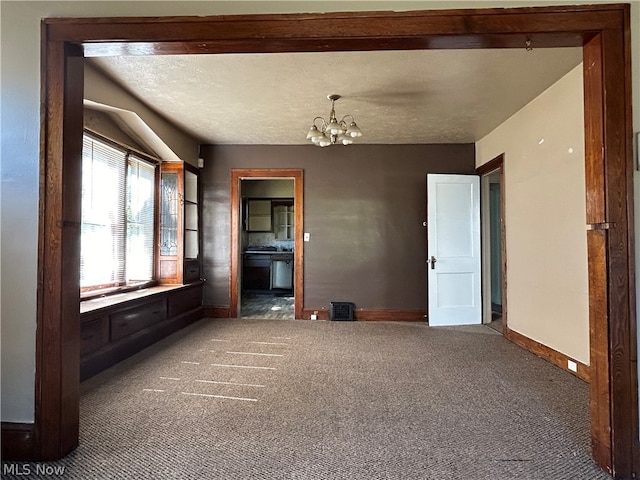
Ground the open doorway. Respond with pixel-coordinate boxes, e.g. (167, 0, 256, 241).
(229, 169, 304, 320)
(240, 178, 295, 319)
(478, 155, 506, 333)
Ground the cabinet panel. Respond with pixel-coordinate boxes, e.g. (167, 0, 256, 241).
(248, 216, 272, 231)
(246, 199, 272, 232)
(243, 255, 271, 290)
(80, 315, 109, 356)
(81, 285, 203, 381)
(168, 285, 202, 317)
(110, 299, 167, 341)
(183, 259, 200, 284)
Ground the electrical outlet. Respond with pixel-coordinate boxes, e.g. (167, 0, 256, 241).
(567, 360, 578, 372)
(311, 314, 317, 320)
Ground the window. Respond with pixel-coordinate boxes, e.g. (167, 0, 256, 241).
(80, 133, 157, 294)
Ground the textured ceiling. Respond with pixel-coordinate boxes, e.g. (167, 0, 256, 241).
(90, 47, 582, 145)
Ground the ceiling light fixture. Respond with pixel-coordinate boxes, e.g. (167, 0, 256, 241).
(306, 94, 363, 147)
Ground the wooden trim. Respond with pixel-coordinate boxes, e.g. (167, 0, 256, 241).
(36, 32, 83, 460)
(229, 169, 304, 319)
(302, 308, 330, 321)
(476, 153, 507, 330)
(202, 306, 231, 318)
(504, 326, 590, 383)
(475, 153, 504, 176)
(587, 228, 612, 468)
(582, 11, 637, 476)
(356, 309, 426, 322)
(302, 308, 426, 322)
(44, 7, 623, 50)
(1, 423, 37, 461)
(157, 161, 186, 285)
(500, 161, 508, 333)
(36, 6, 636, 475)
(601, 20, 637, 475)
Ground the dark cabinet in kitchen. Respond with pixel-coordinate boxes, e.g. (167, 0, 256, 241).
(243, 254, 271, 290)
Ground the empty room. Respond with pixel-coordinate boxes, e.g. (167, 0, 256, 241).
(1, 2, 638, 479)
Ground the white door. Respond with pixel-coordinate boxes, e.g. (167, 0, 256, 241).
(427, 174, 481, 326)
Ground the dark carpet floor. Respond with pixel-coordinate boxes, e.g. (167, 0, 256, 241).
(4, 318, 610, 479)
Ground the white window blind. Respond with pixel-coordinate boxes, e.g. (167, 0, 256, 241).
(126, 155, 156, 282)
(80, 134, 156, 292)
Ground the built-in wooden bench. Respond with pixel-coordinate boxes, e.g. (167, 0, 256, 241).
(80, 282, 203, 381)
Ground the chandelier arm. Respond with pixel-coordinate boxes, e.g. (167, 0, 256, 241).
(313, 116, 327, 131)
(340, 114, 355, 123)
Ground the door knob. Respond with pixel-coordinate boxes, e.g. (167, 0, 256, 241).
(429, 256, 437, 269)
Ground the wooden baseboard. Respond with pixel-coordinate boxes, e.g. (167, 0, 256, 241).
(2, 422, 36, 461)
(302, 308, 426, 322)
(302, 308, 330, 320)
(355, 309, 426, 322)
(504, 326, 590, 382)
(202, 306, 231, 318)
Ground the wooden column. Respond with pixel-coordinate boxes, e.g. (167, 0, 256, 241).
(36, 30, 84, 459)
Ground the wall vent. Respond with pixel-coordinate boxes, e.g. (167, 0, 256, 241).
(330, 302, 355, 321)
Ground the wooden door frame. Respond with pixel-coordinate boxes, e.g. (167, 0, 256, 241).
(477, 154, 507, 332)
(230, 169, 304, 319)
(31, 5, 635, 477)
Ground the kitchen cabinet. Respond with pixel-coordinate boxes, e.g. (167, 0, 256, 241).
(242, 252, 294, 292)
(246, 199, 272, 232)
(158, 161, 201, 284)
(273, 200, 294, 240)
(243, 254, 272, 290)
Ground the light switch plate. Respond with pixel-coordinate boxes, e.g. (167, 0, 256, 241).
(304, 233, 310, 242)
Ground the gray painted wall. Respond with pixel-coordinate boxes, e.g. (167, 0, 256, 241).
(200, 144, 474, 311)
(241, 179, 294, 198)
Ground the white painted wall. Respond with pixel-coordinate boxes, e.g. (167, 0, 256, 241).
(476, 65, 589, 364)
(1, 0, 638, 423)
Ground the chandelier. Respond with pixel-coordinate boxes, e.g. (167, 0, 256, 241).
(306, 94, 363, 147)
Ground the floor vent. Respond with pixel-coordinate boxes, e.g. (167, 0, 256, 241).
(330, 302, 355, 321)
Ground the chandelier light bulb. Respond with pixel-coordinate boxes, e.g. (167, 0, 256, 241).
(318, 136, 331, 147)
(346, 122, 362, 138)
(337, 133, 353, 145)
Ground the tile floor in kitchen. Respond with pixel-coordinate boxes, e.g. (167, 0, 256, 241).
(240, 292, 294, 319)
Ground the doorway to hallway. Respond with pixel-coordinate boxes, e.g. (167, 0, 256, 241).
(479, 155, 506, 334)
